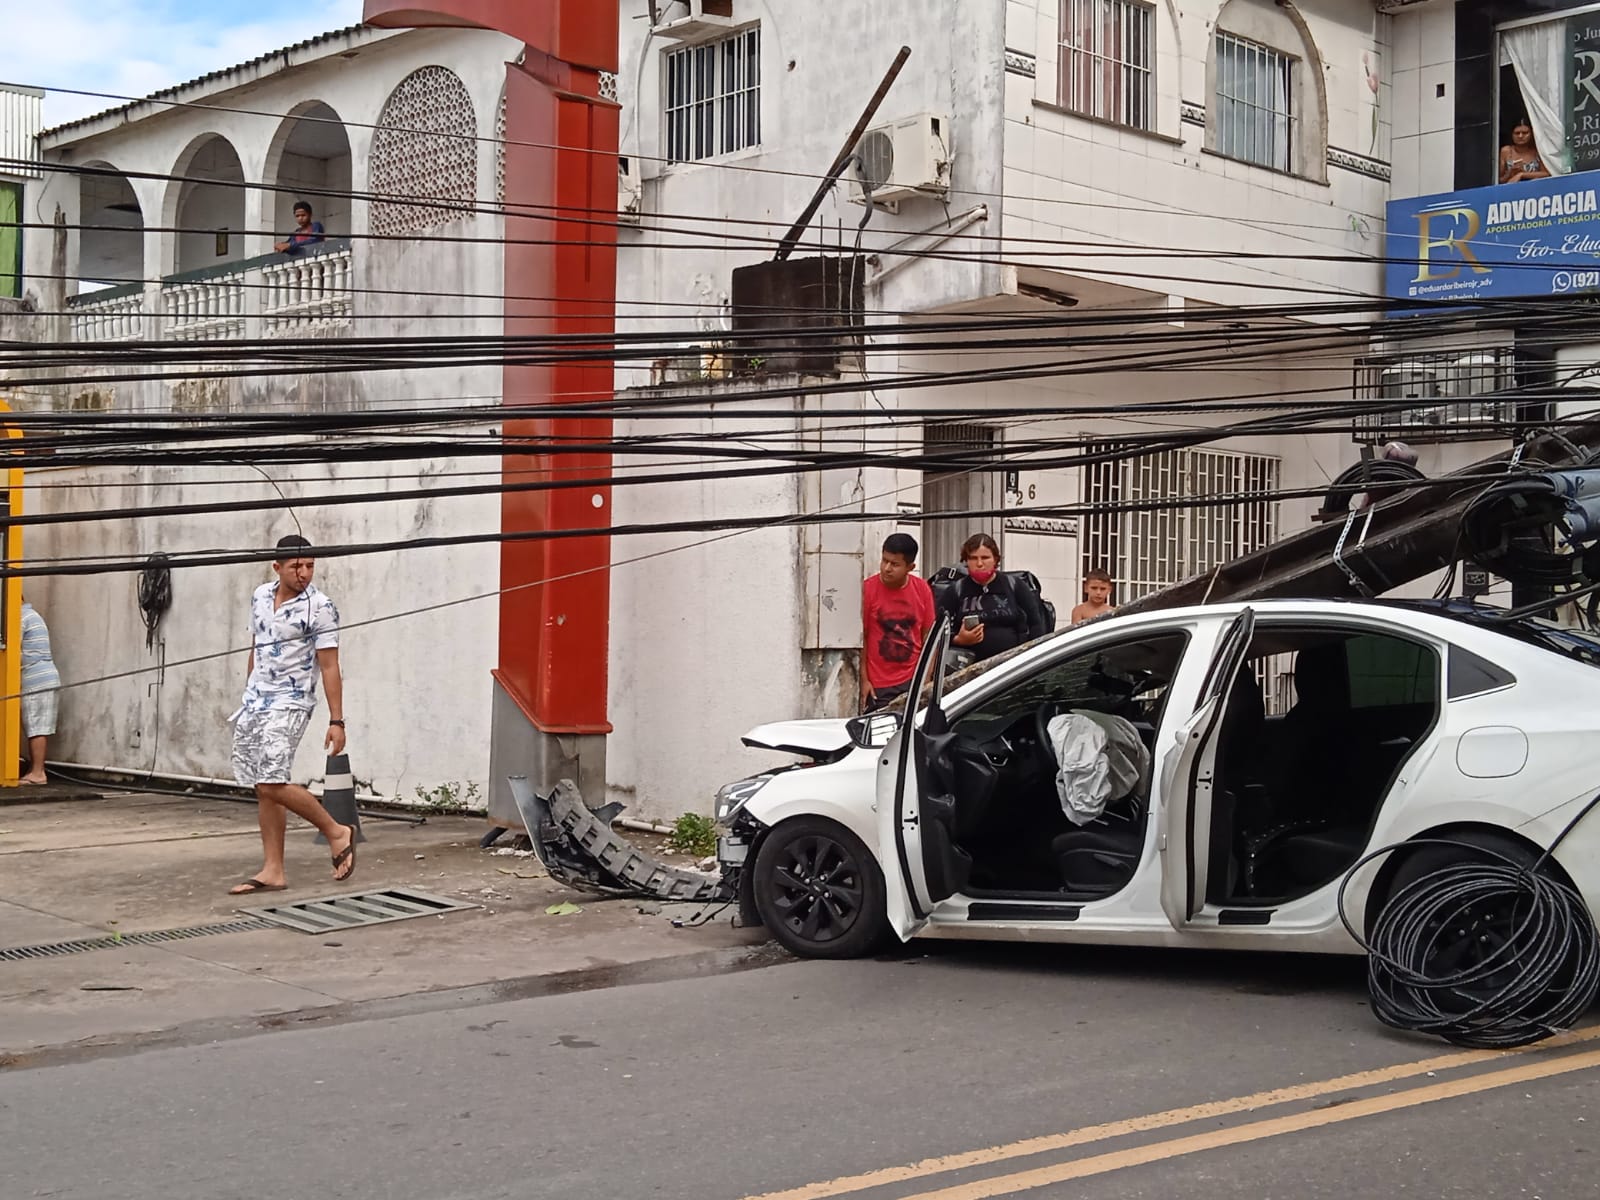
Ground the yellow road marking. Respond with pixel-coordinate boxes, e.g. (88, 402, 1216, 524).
(898, 1045, 1600, 1200)
(747, 1025, 1600, 1200)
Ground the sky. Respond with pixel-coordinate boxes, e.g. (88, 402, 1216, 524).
(0, 0, 364, 128)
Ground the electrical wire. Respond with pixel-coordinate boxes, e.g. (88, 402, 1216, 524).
(7, 79, 1421, 246)
(1336, 797, 1600, 1048)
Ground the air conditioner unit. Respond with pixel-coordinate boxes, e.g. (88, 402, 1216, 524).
(650, 0, 737, 41)
(1379, 365, 1439, 401)
(1448, 351, 1507, 396)
(848, 114, 951, 208)
(618, 159, 642, 226)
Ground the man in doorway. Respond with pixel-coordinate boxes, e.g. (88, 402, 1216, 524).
(1071, 567, 1116, 625)
(274, 201, 326, 254)
(228, 534, 355, 895)
(861, 533, 936, 712)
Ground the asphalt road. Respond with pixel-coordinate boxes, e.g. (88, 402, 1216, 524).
(3, 940, 1597, 1200)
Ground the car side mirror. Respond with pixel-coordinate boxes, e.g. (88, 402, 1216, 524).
(847, 712, 901, 748)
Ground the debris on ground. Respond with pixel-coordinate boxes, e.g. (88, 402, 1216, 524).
(545, 901, 583, 916)
(512, 778, 728, 904)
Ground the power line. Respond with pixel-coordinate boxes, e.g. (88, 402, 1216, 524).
(0, 468, 1525, 579)
(12, 79, 1398, 248)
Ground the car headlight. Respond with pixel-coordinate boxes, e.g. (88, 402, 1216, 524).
(715, 774, 771, 825)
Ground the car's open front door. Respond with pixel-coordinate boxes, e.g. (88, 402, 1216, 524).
(1159, 607, 1255, 928)
(875, 615, 961, 940)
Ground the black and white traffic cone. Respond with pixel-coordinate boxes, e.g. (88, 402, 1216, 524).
(314, 752, 367, 845)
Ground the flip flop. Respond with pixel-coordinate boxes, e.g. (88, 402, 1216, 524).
(331, 825, 357, 882)
(229, 878, 287, 895)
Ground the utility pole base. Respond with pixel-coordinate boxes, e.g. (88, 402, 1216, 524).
(486, 678, 606, 827)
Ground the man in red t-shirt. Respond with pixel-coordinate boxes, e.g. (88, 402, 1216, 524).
(861, 533, 937, 712)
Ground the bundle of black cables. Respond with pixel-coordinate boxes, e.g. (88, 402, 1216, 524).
(1459, 475, 1600, 589)
(137, 553, 172, 652)
(1337, 796, 1600, 1049)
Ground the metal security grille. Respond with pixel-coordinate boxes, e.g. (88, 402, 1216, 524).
(1081, 445, 1279, 602)
(922, 422, 1001, 573)
(1214, 31, 1296, 172)
(0, 919, 271, 962)
(665, 28, 761, 164)
(240, 886, 476, 935)
(1352, 348, 1518, 443)
(1059, 0, 1155, 130)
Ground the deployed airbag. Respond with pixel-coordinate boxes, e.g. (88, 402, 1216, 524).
(1047, 711, 1151, 826)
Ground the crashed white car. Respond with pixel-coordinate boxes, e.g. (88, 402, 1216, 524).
(714, 599, 1600, 968)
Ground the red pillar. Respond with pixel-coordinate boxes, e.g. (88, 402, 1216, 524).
(365, 2, 617, 743)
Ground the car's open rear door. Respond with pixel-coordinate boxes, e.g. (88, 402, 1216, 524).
(1159, 607, 1255, 928)
(875, 616, 957, 940)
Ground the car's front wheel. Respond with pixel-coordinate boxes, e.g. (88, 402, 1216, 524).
(752, 817, 892, 959)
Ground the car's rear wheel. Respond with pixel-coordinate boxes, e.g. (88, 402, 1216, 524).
(753, 817, 891, 959)
(1365, 829, 1597, 1043)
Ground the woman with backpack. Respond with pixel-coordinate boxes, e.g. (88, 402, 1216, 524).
(939, 533, 1050, 662)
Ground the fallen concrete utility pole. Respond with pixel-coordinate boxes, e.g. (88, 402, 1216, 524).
(1121, 418, 1600, 615)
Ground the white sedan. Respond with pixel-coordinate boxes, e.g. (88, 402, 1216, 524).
(713, 599, 1600, 982)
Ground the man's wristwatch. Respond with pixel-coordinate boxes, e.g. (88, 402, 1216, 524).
(328, 719, 346, 727)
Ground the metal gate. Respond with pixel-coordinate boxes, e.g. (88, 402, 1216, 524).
(922, 422, 1001, 572)
(1081, 444, 1279, 602)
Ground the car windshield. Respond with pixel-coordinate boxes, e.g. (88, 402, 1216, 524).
(879, 620, 1090, 719)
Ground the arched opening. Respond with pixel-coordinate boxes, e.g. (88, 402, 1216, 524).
(79, 163, 144, 292)
(1206, 0, 1328, 182)
(265, 101, 353, 243)
(171, 134, 246, 273)
(368, 65, 478, 236)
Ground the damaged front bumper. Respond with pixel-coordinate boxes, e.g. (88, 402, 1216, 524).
(509, 776, 737, 904)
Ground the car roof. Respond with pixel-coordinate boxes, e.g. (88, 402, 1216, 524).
(1073, 595, 1600, 666)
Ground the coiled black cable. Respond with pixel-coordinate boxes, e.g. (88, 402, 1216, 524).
(1459, 475, 1600, 588)
(1316, 459, 1426, 521)
(1337, 796, 1600, 1048)
(136, 554, 172, 652)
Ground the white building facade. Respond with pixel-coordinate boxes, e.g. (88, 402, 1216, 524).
(10, 26, 517, 802)
(606, 0, 1411, 815)
(3, 3, 1537, 823)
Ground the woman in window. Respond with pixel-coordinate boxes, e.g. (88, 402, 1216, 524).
(941, 533, 1048, 663)
(1500, 121, 1552, 184)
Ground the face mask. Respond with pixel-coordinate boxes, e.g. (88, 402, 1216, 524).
(969, 567, 997, 585)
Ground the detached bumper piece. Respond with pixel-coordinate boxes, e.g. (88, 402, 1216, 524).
(509, 776, 732, 903)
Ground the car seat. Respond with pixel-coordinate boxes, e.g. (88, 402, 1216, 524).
(1049, 668, 1262, 899)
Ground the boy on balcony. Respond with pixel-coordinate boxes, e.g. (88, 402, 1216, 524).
(275, 201, 326, 255)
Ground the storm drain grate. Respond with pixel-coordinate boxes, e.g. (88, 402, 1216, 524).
(0, 919, 273, 962)
(239, 886, 477, 935)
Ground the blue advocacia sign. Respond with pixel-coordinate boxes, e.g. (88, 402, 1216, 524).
(1385, 172, 1600, 311)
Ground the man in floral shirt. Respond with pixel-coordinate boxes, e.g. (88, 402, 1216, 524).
(228, 534, 356, 895)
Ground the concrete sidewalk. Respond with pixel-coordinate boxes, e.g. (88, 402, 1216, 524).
(0, 790, 765, 1059)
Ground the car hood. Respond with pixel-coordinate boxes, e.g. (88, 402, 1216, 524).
(741, 718, 855, 759)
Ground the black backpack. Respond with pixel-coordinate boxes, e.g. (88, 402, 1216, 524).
(928, 566, 1057, 636)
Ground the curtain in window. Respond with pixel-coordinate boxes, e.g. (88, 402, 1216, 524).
(0, 183, 19, 300)
(1267, 53, 1291, 171)
(1502, 22, 1571, 175)
(1063, 0, 1097, 115)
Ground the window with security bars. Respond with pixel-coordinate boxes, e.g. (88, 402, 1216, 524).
(1058, 0, 1154, 130)
(1352, 349, 1518, 443)
(665, 27, 761, 164)
(1214, 31, 1296, 172)
(1081, 445, 1278, 603)
(922, 423, 1002, 575)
